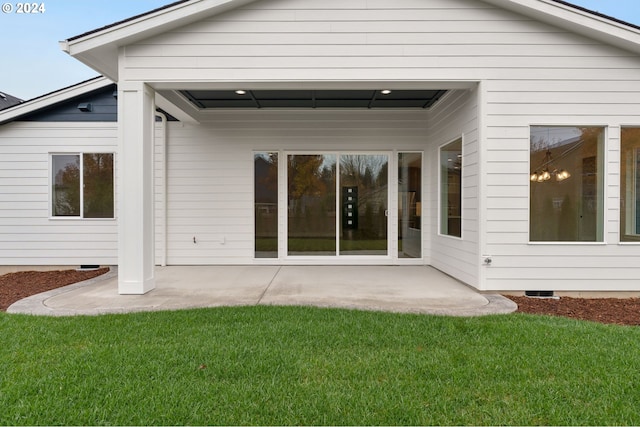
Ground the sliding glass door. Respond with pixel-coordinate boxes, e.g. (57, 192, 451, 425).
(287, 153, 388, 257)
(287, 154, 337, 255)
(256, 151, 423, 261)
(339, 154, 388, 255)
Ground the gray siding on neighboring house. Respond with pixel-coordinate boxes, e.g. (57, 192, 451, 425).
(20, 85, 118, 122)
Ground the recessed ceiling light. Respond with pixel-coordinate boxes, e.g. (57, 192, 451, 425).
(381, 90, 392, 95)
(235, 90, 247, 95)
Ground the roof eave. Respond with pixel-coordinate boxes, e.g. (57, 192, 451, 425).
(482, 0, 640, 55)
(62, 0, 258, 81)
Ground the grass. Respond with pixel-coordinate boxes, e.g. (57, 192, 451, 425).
(1, 306, 640, 425)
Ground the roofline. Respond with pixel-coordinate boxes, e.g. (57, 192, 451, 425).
(0, 76, 114, 125)
(61, 0, 640, 81)
(67, 0, 191, 42)
(551, 0, 640, 32)
(61, 0, 257, 81)
(481, 0, 640, 55)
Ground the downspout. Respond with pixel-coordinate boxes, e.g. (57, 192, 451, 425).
(155, 111, 168, 267)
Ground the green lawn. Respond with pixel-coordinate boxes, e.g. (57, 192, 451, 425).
(1, 306, 639, 426)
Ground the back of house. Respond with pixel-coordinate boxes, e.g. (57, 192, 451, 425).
(2, 0, 640, 295)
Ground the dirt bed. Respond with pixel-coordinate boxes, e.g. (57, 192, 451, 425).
(506, 295, 640, 326)
(0, 268, 109, 311)
(0, 269, 638, 325)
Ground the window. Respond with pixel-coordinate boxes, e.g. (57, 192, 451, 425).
(254, 152, 278, 257)
(398, 152, 422, 258)
(440, 139, 462, 237)
(285, 153, 389, 256)
(51, 153, 114, 218)
(621, 128, 640, 242)
(529, 126, 604, 242)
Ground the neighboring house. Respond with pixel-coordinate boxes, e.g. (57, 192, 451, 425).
(0, 91, 23, 111)
(2, 0, 640, 295)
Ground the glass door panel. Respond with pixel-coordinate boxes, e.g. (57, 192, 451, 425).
(398, 153, 422, 258)
(339, 154, 388, 256)
(254, 153, 278, 258)
(287, 154, 337, 255)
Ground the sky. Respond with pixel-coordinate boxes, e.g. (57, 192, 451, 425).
(1, 0, 640, 100)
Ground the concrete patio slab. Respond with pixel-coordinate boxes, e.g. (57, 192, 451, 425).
(7, 265, 517, 317)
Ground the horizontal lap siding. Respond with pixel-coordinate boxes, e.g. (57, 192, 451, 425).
(157, 111, 429, 265)
(122, 0, 614, 83)
(484, 76, 640, 290)
(428, 89, 480, 287)
(0, 122, 118, 266)
(125, 0, 640, 289)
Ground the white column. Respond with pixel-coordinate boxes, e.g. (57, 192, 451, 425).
(117, 82, 156, 294)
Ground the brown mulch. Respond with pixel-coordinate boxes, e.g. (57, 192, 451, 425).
(0, 269, 639, 325)
(506, 295, 640, 326)
(0, 268, 109, 311)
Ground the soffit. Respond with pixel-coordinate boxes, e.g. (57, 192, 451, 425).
(180, 89, 447, 109)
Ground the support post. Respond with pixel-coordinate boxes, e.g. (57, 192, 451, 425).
(117, 82, 156, 294)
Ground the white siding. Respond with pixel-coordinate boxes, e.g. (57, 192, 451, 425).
(121, 0, 638, 84)
(427, 89, 480, 287)
(128, 0, 640, 290)
(154, 110, 431, 265)
(119, 0, 640, 290)
(483, 79, 640, 292)
(0, 122, 118, 265)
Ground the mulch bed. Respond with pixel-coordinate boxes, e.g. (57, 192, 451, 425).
(506, 296, 640, 326)
(0, 269, 639, 325)
(0, 268, 109, 311)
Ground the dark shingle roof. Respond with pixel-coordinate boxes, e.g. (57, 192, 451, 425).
(0, 91, 23, 111)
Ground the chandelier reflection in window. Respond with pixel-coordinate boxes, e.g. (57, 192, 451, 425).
(530, 149, 571, 183)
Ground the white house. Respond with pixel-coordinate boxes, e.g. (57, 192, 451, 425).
(2, 0, 640, 295)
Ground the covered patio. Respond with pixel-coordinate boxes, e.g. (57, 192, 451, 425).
(8, 266, 516, 317)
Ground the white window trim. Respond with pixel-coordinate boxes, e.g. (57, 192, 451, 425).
(527, 125, 607, 244)
(438, 136, 464, 240)
(283, 151, 393, 260)
(620, 126, 640, 244)
(49, 152, 116, 221)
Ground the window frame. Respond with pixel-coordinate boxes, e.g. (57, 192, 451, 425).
(49, 152, 115, 220)
(438, 136, 464, 239)
(253, 151, 280, 258)
(528, 125, 606, 244)
(620, 126, 640, 243)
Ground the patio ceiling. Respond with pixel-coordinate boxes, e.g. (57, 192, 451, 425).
(180, 89, 447, 109)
